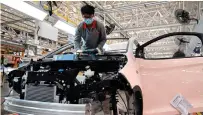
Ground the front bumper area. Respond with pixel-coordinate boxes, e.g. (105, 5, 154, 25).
(4, 97, 86, 115)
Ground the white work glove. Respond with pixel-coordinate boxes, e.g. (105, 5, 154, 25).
(96, 48, 102, 55)
(74, 50, 82, 55)
(76, 50, 83, 53)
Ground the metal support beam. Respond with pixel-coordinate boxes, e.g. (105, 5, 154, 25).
(95, 1, 169, 13)
(0, 9, 30, 20)
(34, 21, 39, 45)
(1, 23, 34, 33)
(93, 1, 130, 38)
(1, 18, 33, 25)
(1, 34, 11, 39)
(107, 38, 129, 40)
(1, 15, 35, 29)
(1, 26, 15, 40)
(113, 23, 195, 33)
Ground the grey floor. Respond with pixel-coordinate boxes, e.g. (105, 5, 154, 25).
(1, 82, 9, 115)
(1, 82, 203, 115)
(1, 82, 18, 115)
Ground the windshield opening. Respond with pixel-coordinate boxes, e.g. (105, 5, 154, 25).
(143, 35, 203, 59)
(106, 38, 138, 53)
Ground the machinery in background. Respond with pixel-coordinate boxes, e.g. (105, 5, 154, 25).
(105, 23, 116, 35)
(40, 1, 62, 16)
(175, 9, 199, 24)
(175, 9, 203, 56)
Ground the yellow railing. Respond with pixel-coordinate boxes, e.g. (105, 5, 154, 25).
(38, 1, 81, 26)
(54, 10, 78, 26)
(54, 1, 80, 26)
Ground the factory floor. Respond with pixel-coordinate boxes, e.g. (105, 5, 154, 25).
(1, 82, 9, 115)
(1, 82, 203, 115)
(1, 82, 18, 115)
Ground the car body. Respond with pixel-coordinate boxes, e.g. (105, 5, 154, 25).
(120, 32, 203, 115)
(121, 53, 203, 115)
(3, 32, 203, 115)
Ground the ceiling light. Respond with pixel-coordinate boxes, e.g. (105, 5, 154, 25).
(54, 20, 76, 35)
(1, 1, 47, 21)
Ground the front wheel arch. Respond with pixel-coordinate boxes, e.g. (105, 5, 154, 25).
(127, 86, 143, 115)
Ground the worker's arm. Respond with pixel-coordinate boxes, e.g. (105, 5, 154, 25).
(74, 26, 82, 50)
(97, 24, 107, 52)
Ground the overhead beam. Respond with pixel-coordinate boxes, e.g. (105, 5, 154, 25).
(107, 38, 129, 40)
(1, 39, 24, 47)
(1, 26, 15, 40)
(1, 23, 34, 33)
(1, 18, 33, 25)
(95, 1, 169, 13)
(1, 9, 34, 24)
(92, 1, 130, 38)
(1, 14, 35, 28)
(1, 27, 18, 38)
(1, 19, 34, 32)
(113, 23, 195, 33)
(1, 34, 12, 39)
(1, 36, 11, 40)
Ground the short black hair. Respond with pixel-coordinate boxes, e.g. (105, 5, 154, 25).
(81, 5, 95, 15)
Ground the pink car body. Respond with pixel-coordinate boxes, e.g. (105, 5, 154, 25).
(120, 38, 203, 115)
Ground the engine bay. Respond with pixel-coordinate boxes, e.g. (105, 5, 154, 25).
(7, 53, 132, 114)
(4, 32, 203, 115)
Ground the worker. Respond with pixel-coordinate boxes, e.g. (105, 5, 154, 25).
(74, 5, 107, 54)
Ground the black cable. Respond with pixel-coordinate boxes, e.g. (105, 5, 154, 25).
(117, 91, 129, 115)
(1, 88, 13, 97)
(1, 88, 13, 105)
(1, 100, 6, 105)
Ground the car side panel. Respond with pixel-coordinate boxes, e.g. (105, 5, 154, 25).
(139, 57, 203, 115)
(119, 52, 142, 90)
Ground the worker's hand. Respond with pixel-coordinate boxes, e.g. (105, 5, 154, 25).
(75, 50, 83, 55)
(82, 49, 98, 54)
(76, 50, 83, 53)
(96, 48, 103, 55)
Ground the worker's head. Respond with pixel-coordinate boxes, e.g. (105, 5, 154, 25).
(81, 5, 95, 25)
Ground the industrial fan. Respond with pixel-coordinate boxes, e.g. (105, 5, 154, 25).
(174, 37, 190, 46)
(105, 23, 116, 35)
(175, 9, 198, 24)
(40, 1, 62, 16)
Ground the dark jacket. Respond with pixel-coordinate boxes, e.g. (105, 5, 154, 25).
(74, 20, 107, 50)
